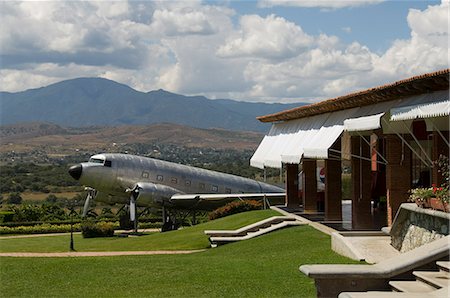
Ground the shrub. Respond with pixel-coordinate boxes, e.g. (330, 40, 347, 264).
(0, 211, 14, 223)
(7, 192, 22, 204)
(81, 220, 115, 238)
(208, 200, 262, 220)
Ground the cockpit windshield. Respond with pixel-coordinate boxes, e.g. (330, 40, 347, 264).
(89, 156, 112, 167)
(89, 158, 105, 164)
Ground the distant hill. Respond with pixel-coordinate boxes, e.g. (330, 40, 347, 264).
(0, 122, 264, 152)
(0, 78, 304, 132)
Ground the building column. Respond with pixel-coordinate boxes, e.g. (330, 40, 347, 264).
(303, 159, 317, 213)
(351, 136, 372, 230)
(386, 135, 411, 225)
(325, 140, 342, 221)
(432, 131, 449, 186)
(285, 163, 300, 208)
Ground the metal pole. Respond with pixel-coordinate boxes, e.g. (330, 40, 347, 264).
(69, 207, 75, 251)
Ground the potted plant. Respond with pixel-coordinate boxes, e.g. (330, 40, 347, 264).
(409, 187, 433, 208)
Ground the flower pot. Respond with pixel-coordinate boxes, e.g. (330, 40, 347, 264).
(429, 197, 446, 212)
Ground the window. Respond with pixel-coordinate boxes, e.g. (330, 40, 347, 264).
(212, 185, 218, 192)
(142, 171, 149, 178)
(199, 183, 205, 190)
(157, 175, 164, 182)
(171, 177, 178, 184)
(89, 158, 104, 164)
(104, 160, 112, 167)
(185, 180, 191, 187)
(225, 188, 231, 194)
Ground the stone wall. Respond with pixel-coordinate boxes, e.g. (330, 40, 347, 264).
(390, 203, 450, 252)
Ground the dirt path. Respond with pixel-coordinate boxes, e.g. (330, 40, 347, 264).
(0, 250, 206, 257)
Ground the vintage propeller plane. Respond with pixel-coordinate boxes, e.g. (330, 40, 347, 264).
(68, 153, 285, 232)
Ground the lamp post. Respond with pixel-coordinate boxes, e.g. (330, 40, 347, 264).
(68, 200, 77, 251)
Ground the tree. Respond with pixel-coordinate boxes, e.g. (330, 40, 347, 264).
(7, 192, 22, 204)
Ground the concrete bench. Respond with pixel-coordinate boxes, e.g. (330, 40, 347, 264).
(204, 216, 298, 237)
(300, 235, 450, 297)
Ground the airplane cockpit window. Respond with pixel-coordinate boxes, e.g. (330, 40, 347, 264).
(104, 160, 112, 167)
(89, 158, 105, 164)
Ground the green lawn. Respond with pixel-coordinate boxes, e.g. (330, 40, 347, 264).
(0, 209, 279, 252)
(0, 210, 363, 297)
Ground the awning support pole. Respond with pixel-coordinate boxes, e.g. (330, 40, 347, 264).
(382, 118, 432, 167)
(356, 131, 389, 165)
(329, 148, 388, 165)
(359, 137, 363, 201)
(429, 119, 450, 147)
(400, 121, 434, 166)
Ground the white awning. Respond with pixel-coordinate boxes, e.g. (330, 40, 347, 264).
(250, 90, 449, 169)
(390, 90, 449, 121)
(391, 101, 450, 121)
(250, 134, 275, 169)
(343, 100, 400, 133)
(302, 108, 357, 159)
(250, 113, 328, 168)
(344, 113, 385, 132)
(383, 90, 449, 134)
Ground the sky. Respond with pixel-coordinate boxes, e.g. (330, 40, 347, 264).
(0, 0, 448, 103)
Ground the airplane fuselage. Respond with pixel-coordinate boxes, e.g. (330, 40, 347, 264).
(69, 153, 284, 210)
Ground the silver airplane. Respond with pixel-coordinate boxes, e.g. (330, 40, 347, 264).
(68, 153, 284, 231)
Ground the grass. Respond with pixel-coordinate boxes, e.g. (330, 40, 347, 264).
(0, 209, 280, 252)
(0, 210, 363, 297)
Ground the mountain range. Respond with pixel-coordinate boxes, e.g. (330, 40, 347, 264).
(0, 78, 304, 132)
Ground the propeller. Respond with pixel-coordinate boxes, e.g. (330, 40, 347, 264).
(126, 184, 141, 232)
(82, 188, 95, 217)
(130, 195, 136, 222)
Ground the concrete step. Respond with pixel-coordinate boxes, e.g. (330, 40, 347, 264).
(338, 290, 442, 298)
(436, 261, 450, 273)
(389, 280, 436, 293)
(413, 270, 450, 289)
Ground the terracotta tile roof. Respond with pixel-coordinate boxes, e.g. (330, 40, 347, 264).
(257, 69, 449, 123)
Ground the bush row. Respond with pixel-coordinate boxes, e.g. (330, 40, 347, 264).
(0, 221, 163, 235)
(0, 223, 83, 235)
(208, 200, 262, 220)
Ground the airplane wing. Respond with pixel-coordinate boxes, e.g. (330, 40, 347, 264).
(169, 193, 285, 210)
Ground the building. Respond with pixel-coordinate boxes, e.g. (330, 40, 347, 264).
(251, 69, 449, 229)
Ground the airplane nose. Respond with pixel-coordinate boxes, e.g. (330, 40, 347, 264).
(68, 164, 82, 180)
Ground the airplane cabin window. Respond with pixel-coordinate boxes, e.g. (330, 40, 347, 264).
(104, 160, 112, 167)
(142, 171, 149, 178)
(199, 183, 205, 190)
(185, 180, 191, 187)
(157, 175, 163, 182)
(212, 185, 218, 192)
(171, 177, 178, 184)
(225, 188, 231, 194)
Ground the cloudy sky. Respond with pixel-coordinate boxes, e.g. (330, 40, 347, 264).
(1, 0, 448, 103)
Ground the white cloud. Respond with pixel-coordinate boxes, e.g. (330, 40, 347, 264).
(0, 0, 447, 105)
(217, 14, 313, 60)
(258, 0, 385, 9)
(150, 9, 215, 36)
(342, 27, 352, 33)
(371, 0, 449, 80)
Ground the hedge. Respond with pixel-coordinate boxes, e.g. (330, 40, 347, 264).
(81, 221, 115, 238)
(208, 200, 262, 220)
(0, 223, 82, 235)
